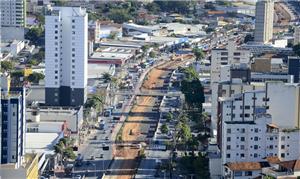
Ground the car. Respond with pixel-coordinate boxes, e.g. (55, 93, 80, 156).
(105, 136, 109, 140)
(100, 154, 104, 158)
(90, 156, 95, 160)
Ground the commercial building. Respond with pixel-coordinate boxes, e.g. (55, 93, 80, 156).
(254, 0, 274, 43)
(0, 77, 26, 168)
(45, 7, 88, 106)
(0, 0, 26, 27)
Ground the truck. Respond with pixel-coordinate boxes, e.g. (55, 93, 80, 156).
(99, 120, 105, 130)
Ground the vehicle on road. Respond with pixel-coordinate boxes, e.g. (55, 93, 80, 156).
(113, 116, 120, 121)
(90, 156, 95, 160)
(105, 136, 109, 140)
(75, 154, 84, 166)
(99, 120, 105, 130)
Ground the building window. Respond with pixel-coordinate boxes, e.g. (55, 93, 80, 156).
(72, 48, 75, 51)
(72, 54, 75, 57)
(245, 105, 250, 109)
(241, 137, 245, 142)
(55, 36, 58, 39)
(72, 25, 75, 28)
(227, 129, 231, 134)
(245, 171, 252, 176)
(234, 171, 242, 176)
(55, 30, 58, 34)
(245, 113, 250, 117)
(72, 65, 75, 68)
(254, 137, 258, 141)
(72, 71, 75, 74)
(241, 128, 245, 133)
(281, 145, 285, 149)
(227, 137, 231, 142)
(240, 153, 245, 158)
(55, 53, 58, 57)
(254, 128, 259, 133)
(281, 153, 285, 158)
(55, 25, 58, 28)
(55, 70, 58, 74)
(72, 59, 75, 63)
(254, 145, 258, 150)
(226, 154, 230, 158)
(72, 76, 75, 80)
(240, 145, 245, 150)
(226, 145, 231, 150)
(254, 153, 258, 158)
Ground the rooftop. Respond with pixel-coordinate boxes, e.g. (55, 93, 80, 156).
(226, 161, 270, 171)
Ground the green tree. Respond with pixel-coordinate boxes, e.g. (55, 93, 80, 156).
(192, 47, 205, 61)
(27, 59, 39, 66)
(25, 27, 44, 46)
(102, 72, 113, 83)
(176, 122, 192, 143)
(85, 94, 105, 112)
(145, 2, 160, 14)
(1, 61, 14, 72)
(149, 51, 155, 58)
(166, 112, 173, 122)
(27, 72, 45, 84)
(54, 137, 76, 165)
(161, 124, 169, 134)
(108, 9, 132, 23)
(32, 49, 45, 62)
(35, 13, 45, 25)
(293, 43, 300, 57)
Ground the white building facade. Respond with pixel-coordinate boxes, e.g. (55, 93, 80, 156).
(210, 41, 251, 133)
(0, 0, 26, 27)
(254, 0, 274, 43)
(45, 7, 88, 106)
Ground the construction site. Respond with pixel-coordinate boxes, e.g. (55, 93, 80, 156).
(105, 54, 194, 179)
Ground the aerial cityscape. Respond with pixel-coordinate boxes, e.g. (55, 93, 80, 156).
(1, 0, 300, 179)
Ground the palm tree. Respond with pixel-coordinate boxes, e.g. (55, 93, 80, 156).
(102, 72, 113, 83)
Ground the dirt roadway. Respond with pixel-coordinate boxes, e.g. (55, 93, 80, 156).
(105, 56, 193, 179)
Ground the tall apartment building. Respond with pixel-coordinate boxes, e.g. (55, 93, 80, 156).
(0, 75, 26, 167)
(254, 0, 274, 44)
(294, 26, 300, 45)
(288, 56, 300, 83)
(45, 7, 88, 106)
(220, 90, 300, 177)
(210, 41, 251, 132)
(0, 0, 26, 27)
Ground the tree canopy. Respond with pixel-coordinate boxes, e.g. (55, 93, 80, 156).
(192, 47, 205, 61)
(293, 43, 300, 57)
(25, 27, 44, 46)
(108, 9, 133, 23)
(27, 72, 45, 84)
(1, 61, 14, 72)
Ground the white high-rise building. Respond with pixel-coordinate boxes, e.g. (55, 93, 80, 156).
(254, 0, 274, 44)
(45, 7, 88, 106)
(0, 0, 26, 27)
(220, 89, 300, 177)
(294, 26, 300, 45)
(210, 41, 251, 133)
